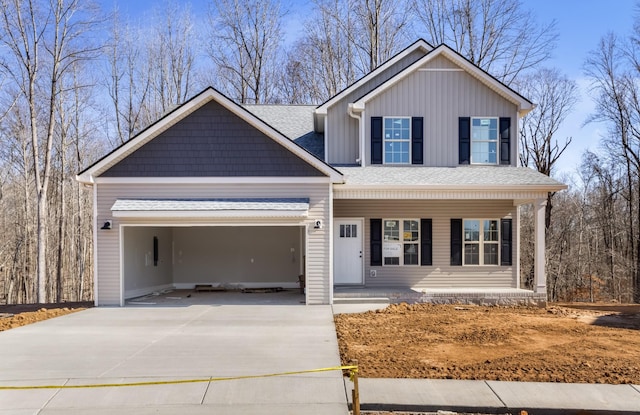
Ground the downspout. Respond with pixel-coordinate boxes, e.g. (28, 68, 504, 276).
(348, 103, 365, 167)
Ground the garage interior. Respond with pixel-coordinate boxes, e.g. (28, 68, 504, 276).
(122, 225, 306, 300)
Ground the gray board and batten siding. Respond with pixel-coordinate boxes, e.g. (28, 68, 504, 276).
(334, 199, 518, 290)
(102, 100, 325, 177)
(95, 182, 332, 305)
(325, 48, 427, 164)
(363, 54, 519, 167)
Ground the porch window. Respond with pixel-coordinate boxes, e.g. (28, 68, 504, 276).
(384, 117, 410, 164)
(471, 117, 498, 164)
(383, 219, 419, 265)
(463, 219, 499, 265)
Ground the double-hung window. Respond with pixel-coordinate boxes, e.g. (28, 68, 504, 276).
(471, 117, 498, 164)
(384, 117, 410, 164)
(463, 219, 499, 265)
(383, 219, 419, 265)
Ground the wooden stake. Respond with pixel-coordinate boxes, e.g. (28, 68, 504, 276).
(351, 360, 360, 415)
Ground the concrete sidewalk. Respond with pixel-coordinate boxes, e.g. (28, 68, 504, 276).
(345, 378, 640, 414)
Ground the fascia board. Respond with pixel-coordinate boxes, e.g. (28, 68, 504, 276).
(111, 210, 309, 218)
(79, 87, 343, 184)
(315, 39, 433, 115)
(334, 184, 568, 192)
(352, 46, 534, 113)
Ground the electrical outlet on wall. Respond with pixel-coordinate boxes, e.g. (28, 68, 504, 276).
(370, 270, 376, 278)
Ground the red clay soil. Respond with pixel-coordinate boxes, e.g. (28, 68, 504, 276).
(0, 302, 92, 332)
(335, 303, 640, 384)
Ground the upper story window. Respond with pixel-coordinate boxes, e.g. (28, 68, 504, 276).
(384, 117, 410, 164)
(471, 117, 498, 164)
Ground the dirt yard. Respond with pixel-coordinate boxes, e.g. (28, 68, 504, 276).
(0, 302, 91, 332)
(335, 303, 640, 384)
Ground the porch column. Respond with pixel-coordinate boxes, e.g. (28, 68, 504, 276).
(534, 198, 547, 294)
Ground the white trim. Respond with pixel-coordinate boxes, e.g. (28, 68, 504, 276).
(352, 45, 534, 116)
(119, 222, 309, 306)
(333, 188, 560, 200)
(119, 222, 124, 307)
(470, 116, 500, 165)
(112, 210, 309, 219)
(92, 184, 99, 307)
(315, 39, 432, 115)
(461, 219, 500, 266)
(77, 88, 343, 184)
(333, 217, 365, 286)
(93, 177, 332, 185)
(328, 185, 335, 302)
(382, 116, 412, 165)
(324, 116, 329, 163)
(382, 218, 420, 267)
(417, 68, 464, 72)
(516, 206, 521, 289)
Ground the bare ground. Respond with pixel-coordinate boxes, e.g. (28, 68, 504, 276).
(335, 303, 640, 384)
(0, 302, 92, 332)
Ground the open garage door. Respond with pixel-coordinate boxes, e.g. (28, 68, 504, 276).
(122, 225, 305, 300)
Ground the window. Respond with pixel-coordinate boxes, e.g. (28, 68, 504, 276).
(383, 219, 419, 265)
(471, 117, 498, 164)
(339, 224, 357, 238)
(384, 117, 410, 164)
(463, 219, 499, 265)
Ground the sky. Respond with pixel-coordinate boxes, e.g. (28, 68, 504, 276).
(101, 0, 638, 182)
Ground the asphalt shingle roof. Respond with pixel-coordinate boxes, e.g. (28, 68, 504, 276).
(111, 198, 310, 212)
(243, 105, 324, 159)
(335, 166, 566, 188)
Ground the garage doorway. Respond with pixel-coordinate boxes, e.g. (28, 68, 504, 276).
(121, 225, 306, 302)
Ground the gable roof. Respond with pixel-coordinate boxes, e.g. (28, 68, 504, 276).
(350, 44, 534, 116)
(314, 39, 433, 115)
(77, 88, 342, 184)
(243, 105, 324, 159)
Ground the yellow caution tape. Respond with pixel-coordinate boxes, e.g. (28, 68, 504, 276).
(0, 365, 358, 390)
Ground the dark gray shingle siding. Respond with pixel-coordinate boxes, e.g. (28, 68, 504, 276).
(102, 101, 325, 177)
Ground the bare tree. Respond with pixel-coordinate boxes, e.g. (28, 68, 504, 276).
(351, 0, 410, 73)
(518, 67, 579, 229)
(411, 0, 557, 85)
(585, 32, 640, 302)
(206, 0, 285, 104)
(0, 0, 102, 303)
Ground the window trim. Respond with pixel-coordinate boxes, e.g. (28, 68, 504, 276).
(382, 116, 411, 165)
(462, 218, 500, 266)
(470, 117, 499, 165)
(382, 218, 420, 266)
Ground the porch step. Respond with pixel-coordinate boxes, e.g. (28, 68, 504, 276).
(333, 297, 390, 305)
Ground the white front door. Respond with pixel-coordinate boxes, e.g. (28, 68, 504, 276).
(334, 218, 364, 285)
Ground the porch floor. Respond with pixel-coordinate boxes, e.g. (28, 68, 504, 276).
(333, 287, 546, 307)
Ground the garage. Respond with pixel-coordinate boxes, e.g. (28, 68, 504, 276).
(114, 198, 309, 300)
(122, 225, 306, 299)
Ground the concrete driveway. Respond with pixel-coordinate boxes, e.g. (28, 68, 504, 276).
(0, 292, 349, 414)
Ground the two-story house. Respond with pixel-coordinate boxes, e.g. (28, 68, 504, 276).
(77, 40, 565, 306)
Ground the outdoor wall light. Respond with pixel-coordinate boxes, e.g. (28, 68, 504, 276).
(100, 220, 112, 230)
(314, 219, 323, 229)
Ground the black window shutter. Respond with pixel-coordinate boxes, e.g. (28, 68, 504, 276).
(499, 117, 511, 165)
(458, 117, 470, 164)
(371, 117, 383, 164)
(450, 219, 462, 266)
(500, 218, 513, 266)
(420, 218, 432, 266)
(370, 219, 382, 266)
(411, 117, 424, 165)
